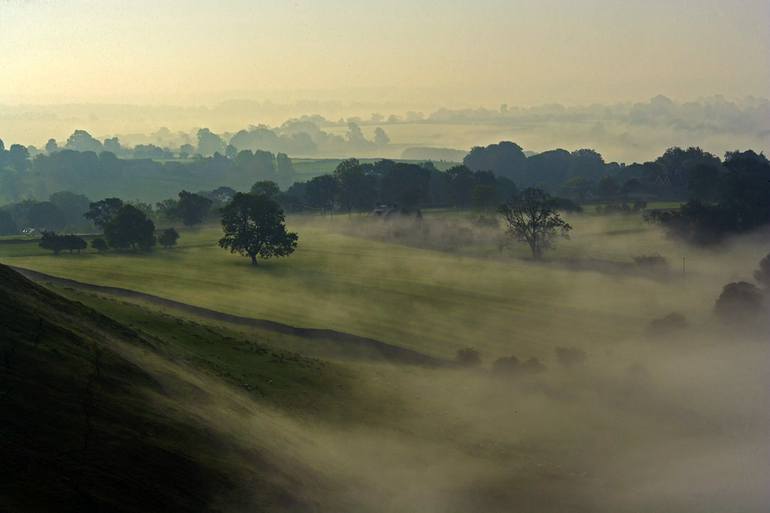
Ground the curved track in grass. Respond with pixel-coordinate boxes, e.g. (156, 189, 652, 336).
(11, 265, 448, 368)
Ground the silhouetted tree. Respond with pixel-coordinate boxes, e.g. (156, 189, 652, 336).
(0, 211, 17, 235)
(754, 254, 770, 289)
(104, 205, 156, 251)
(39, 231, 66, 255)
(50, 191, 91, 230)
(158, 227, 179, 248)
(28, 202, 65, 231)
(250, 181, 281, 199)
(45, 138, 58, 154)
(456, 348, 481, 367)
(63, 234, 87, 254)
(306, 175, 337, 214)
(85, 198, 124, 230)
(714, 282, 764, 322)
(499, 188, 572, 259)
(218, 193, 298, 265)
(175, 191, 212, 226)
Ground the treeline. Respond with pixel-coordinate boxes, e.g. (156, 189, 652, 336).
(0, 138, 296, 204)
(463, 142, 735, 203)
(277, 159, 526, 214)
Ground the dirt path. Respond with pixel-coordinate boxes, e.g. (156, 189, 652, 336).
(10, 265, 447, 367)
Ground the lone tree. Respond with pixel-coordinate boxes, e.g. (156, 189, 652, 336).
(499, 188, 572, 259)
(158, 227, 180, 248)
(218, 193, 298, 265)
(104, 205, 156, 251)
(39, 231, 66, 255)
(755, 253, 770, 289)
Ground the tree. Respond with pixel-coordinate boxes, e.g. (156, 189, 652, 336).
(373, 127, 390, 146)
(456, 348, 481, 367)
(49, 191, 91, 230)
(85, 198, 124, 230)
(0, 210, 17, 235)
(63, 234, 87, 254)
(45, 139, 59, 154)
(175, 191, 212, 226)
(158, 228, 180, 248)
(104, 205, 156, 251)
(754, 253, 770, 289)
(334, 159, 368, 213)
(499, 188, 572, 259)
(28, 202, 66, 231)
(218, 193, 298, 265)
(250, 180, 280, 199)
(91, 238, 108, 253)
(196, 128, 225, 156)
(306, 175, 338, 214)
(39, 231, 67, 255)
(65, 129, 103, 153)
(714, 282, 764, 323)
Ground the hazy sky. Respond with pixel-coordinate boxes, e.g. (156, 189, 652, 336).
(0, 0, 768, 107)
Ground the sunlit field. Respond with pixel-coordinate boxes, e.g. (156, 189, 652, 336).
(1, 211, 762, 360)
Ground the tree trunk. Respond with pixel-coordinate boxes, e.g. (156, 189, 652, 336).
(250, 253, 257, 265)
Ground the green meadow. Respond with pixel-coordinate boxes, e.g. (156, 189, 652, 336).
(0, 211, 738, 360)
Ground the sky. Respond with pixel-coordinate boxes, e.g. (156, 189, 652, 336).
(0, 0, 768, 107)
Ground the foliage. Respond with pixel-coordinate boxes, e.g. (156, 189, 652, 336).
(714, 282, 765, 322)
(28, 201, 66, 231)
(85, 197, 124, 230)
(38, 232, 86, 255)
(158, 227, 180, 248)
(218, 193, 298, 265)
(175, 191, 212, 226)
(755, 253, 770, 289)
(250, 180, 281, 199)
(455, 348, 481, 367)
(104, 205, 156, 251)
(499, 188, 572, 259)
(0, 210, 17, 235)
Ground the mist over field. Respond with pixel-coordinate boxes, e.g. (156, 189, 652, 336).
(1, 0, 769, 511)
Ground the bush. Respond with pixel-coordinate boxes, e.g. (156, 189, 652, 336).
(455, 348, 481, 367)
(755, 253, 770, 289)
(492, 356, 546, 375)
(492, 356, 520, 374)
(158, 227, 180, 248)
(555, 347, 587, 367)
(714, 282, 765, 322)
(633, 254, 669, 272)
(646, 312, 688, 336)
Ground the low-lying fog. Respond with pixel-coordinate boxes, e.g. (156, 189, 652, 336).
(139, 212, 769, 512)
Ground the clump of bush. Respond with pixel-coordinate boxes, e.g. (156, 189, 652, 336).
(633, 254, 669, 273)
(39, 232, 87, 255)
(492, 355, 546, 376)
(158, 227, 180, 248)
(714, 282, 765, 323)
(555, 346, 587, 367)
(91, 238, 108, 253)
(455, 347, 481, 367)
(646, 312, 688, 336)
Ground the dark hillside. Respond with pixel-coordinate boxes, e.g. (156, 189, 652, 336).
(0, 265, 316, 512)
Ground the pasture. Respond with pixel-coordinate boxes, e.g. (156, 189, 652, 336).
(0, 210, 757, 361)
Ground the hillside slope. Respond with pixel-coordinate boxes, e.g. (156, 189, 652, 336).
(0, 265, 321, 512)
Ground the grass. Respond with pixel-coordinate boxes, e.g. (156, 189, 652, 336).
(0, 211, 722, 361)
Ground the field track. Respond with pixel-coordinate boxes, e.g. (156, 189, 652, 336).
(10, 265, 447, 367)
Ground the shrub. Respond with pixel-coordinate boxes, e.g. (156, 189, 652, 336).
(455, 348, 481, 367)
(646, 312, 688, 336)
(492, 356, 520, 374)
(555, 347, 587, 367)
(755, 253, 770, 289)
(633, 254, 669, 272)
(158, 227, 180, 248)
(714, 282, 765, 322)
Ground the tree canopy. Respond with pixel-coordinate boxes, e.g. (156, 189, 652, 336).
(218, 193, 298, 265)
(499, 188, 572, 259)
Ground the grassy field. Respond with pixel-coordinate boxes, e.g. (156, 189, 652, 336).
(0, 210, 747, 361)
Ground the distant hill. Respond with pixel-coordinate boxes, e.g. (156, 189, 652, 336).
(400, 146, 466, 162)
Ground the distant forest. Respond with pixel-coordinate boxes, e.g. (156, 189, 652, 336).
(2, 129, 769, 244)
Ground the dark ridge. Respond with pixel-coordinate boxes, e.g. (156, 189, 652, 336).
(0, 264, 318, 513)
(10, 265, 448, 368)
